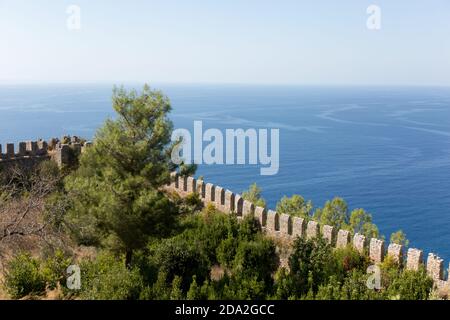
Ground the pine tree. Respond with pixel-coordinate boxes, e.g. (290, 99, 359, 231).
(65, 85, 191, 266)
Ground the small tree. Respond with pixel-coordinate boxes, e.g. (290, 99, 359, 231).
(4, 252, 46, 299)
(386, 268, 433, 300)
(65, 85, 191, 266)
(349, 208, 379, 239)
(287, 237, 334, 297)
(313, 197, 349, 230)
(276, 195, 312, 219)
(390, 230, 409, 247)
(241, 183, 266, 208)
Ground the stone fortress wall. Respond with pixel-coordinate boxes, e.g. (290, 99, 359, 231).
(169, 174, 450, 289)
(0, 136, 91, 169)
(1, 141, 447, 289)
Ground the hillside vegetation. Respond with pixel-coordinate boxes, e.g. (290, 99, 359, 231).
(0, 85, 446, 300)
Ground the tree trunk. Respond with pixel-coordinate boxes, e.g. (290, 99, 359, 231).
(125, 250, 133, 269)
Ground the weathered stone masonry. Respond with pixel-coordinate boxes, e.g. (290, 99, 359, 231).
(0, 136, 91, 169)
(168, 174, 450, 288)
(8, 139, 446, 288)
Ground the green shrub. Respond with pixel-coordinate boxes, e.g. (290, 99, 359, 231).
(79, 252, 143, 300)
(148, 271, 171, 300)
(185, 192, 203, 210)
(386, 267, 434, 300)
(332, 246, 369, 280)
(287, 237, 335, 297)
(179, 212, 239, 265)
(232, 237, 278, 282)
(41, 250, 72, 290)
(186, 276, 201, 300)
(390, 230, 409, 247)
(149, 237, 210, 292)
(216, 236, 237, 268)
(222, 274, 267, 300)
(237, 216, 261, 241)
(276, 195, 312, 219)
(241, 183, 266, 208)
(338, 269, 382, 300)
(3, 252, 46, 299)
(272, 268, 293, 300)
(170, 276, 184, 300)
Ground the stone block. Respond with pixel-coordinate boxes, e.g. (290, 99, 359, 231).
(266, 210, 279, 234)
(369, 238, 385, 263)
(336, 229, 351, 249)
(306, 220, 319, 240)
(215, 186, 225, 210)
(292, 217, 305, 239)
(6, 144, 14, 158)
(205, 183, 215, 202)
(178, 176, 187, 192)
(387, 243, 403, 264)
(19, 142, 27, 156)
(427, 253, 444, 281)
(243, 200, 255, 218)
(322, 225, 335, 244)
(186, 176, 196, 193)
(406, 248, 423, 271)
(353, 233, 366, 254)
(196, 179, 205, 198)
(234, 195, 243, 216)
(224, 190, 235, 213)
(279, 214, 292, 238)
(26, 141, 38, 155)
(254, 206, 267, 227)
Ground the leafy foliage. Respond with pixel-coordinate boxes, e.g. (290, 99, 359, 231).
(3, 252, 46, 299)
(79, 252, 143, 300)
(390, 230, 409, 247)
(63, 85, 188, 264)
(3, 250, 72, 299)
(276, 195, 312, 219)
(2, 86, 438, 301)
(241, 183, 266, 208)
(314, 198, 379, 238)
(313, 197, 348, 230)
(284, 237, 335, 298)
(348, 208, 379, 239)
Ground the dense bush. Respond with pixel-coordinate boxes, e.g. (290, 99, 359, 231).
(232, 237, 278, 283)
(385, 267, 434, 300)
(40, 250, 72, 290)
(3, 250, 71, 299)
(79, 252, 143, 300)
(147, 237, 210, 292)
(3, 253, 47, 299)
(276, 195, 312, 218)
(286, 237, 335, 297)
(332, 246, 370, 280)
(241, 183, 266, 208)
(2, 86, 439, 301)
(176, 210, 240, 265)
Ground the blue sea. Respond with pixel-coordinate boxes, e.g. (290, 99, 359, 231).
(1, 84, 449, 263)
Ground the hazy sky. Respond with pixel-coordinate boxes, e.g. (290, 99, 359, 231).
(1, 0, 449, 86)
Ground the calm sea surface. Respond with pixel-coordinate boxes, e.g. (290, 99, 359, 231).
(1, 84, 449, 262)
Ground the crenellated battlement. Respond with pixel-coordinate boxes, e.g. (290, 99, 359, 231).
(168, 174, 450, 289)
(0, 136, 92, 169)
